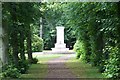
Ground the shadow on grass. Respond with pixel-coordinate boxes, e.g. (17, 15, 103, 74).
(20, 63, 47, 79)
(2, 54, 107, 79)
(65, 57, 106, 78)
(20, 55, 106, 79)
(19, 54, 66, 79)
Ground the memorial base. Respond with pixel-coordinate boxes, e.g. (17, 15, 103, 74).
(51, 43, 69, 52)
(51, 48, 69, 52)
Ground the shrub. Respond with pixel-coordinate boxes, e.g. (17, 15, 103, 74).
(27, 58, 38, 64)
(32, 58, 38, 64)
(32, 34, 43, 52)
(73, 40, 84, 59)
(73, 40, 81, 59)
(17, 60, 30, 74)
(2, 64, 20, 78)
(103, 46, 120, 78)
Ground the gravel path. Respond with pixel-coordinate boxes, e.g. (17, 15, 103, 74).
(45, 54, 79, 80)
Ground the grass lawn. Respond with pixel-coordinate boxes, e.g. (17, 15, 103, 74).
(66, 57, 106, 78)
(20, 54, 64, 79)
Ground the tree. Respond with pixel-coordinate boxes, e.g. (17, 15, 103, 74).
(2, 2, 42, 65)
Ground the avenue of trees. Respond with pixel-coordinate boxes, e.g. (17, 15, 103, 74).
(2, 2, 43, 78)
(1, 2, 120, 79)
(43, 2, 120, 78)
(67, 2, 120, 78)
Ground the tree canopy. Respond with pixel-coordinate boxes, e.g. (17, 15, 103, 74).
(1, 2, 120, 79)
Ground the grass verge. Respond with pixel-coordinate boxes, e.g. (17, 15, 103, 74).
(20, 54, 64, 79)
(66, 57, 106, 78)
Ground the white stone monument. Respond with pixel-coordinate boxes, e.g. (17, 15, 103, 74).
(51, 26, 69, 52)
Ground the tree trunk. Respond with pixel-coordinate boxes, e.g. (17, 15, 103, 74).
(27, 26, 33, 63)
(0, 3, 9, 67)
(19, 32, 25, 60)
(2, 20, 9, 65)
(40, 17, 43, 38)
(117, 2, 120, 65)
(97, 32, 104, 66)
(10, 3, 19, 66)
(12, 31, 19, 66)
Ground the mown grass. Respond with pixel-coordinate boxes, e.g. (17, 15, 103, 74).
(20, 54, 64, 79)
(66, 57, 106, 78)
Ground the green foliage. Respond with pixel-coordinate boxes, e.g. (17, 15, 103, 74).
(103, 46, 120, 78)
(2, 2, 120, 79)
(73, 40, 84, 59)
(2, 64, 20, 78)
(32, 35, 43, 52)
(73, 40, 81, 59)
(27, 58, 38, 64)
(64, 2, 120, 78)
(17, 60, 30, 74)
(31, 58, 38, 64)
(2, 2, 42, 70)
(42, 3, 76, 50)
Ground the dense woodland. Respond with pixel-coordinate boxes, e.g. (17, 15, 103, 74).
(1, 2, 120, 79)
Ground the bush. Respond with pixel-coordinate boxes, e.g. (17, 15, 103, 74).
(32, 34, 43, 52)
(103, 46, 120, 78)
(27, 58, 38, 64)
(2, 64, 20, 78)
(17, 60, 30, 74)
(73, 40, 84, 59)
(73, 40, 80, 59)
(32, 58, 38, 64)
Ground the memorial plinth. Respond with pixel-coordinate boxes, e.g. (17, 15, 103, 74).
(51, 26, 69, 52)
